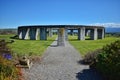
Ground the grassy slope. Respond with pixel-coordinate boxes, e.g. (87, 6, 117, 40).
(0, 34, 57, 56)
(69, 36, 120, 56)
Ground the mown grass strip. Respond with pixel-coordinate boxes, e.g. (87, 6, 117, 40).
(0, 34, 57, 56)
(69, 35, 120, 56)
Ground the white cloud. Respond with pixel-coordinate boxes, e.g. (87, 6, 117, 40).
(89, 23, 120, 28)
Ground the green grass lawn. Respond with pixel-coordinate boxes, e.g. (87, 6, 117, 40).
(69, 35, 120, 56)
(1, 34, 119, 57)
(0, 34, 57, 56)
(0, 34, 14, 41)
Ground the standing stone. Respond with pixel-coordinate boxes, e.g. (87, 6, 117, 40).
(102, 28, 105, 39)
(18, 28, 22, 39)
(21, 28, 28, 40)
(70, 29, 74, 36)
(29, 28, 37, 40)
(24, 28, 30, 39)
(65, 28, 68, 41)
(57, 28, 65, 46)
(78, 27, 85, 40)
(90, 28, 98, 40)
(85, 29, 89, 36)
(48, 28, 53, 37)
(35, 28, 39, 40)
(40, 28, 47, 40)
(98, 28, 104, 39)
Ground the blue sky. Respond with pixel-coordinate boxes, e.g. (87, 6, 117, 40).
(0, 0, 120, 28)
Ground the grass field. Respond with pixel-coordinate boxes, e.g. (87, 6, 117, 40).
(69, 35, 120, 56)
(1, 34, 119, 57)
(0, 34, 14, 41)
(0, 34, 57, 56)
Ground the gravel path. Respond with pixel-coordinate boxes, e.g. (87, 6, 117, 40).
(23, 40, 103, 80)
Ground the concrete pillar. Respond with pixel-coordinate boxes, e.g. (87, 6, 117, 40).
(78, 27, 85, 40)
(102, 28, 105, 39)
(36, 28, 39, 40)
(20, 28, 28, 40)
(40, 28, 47, 40)
(98, 28, 104, 39)
(29, 28, 38, 40)
(18, 28, 22, 39)
(90, 28, 98, 40)
(48, 28, 53, 37)
(19, 32, 22, 39)
(65, 28, 68, 41)
(70, 29, 74, 36)
(85, 29, 89, 36)
(57, 28, 65, 46)
(24, 28, 30, 39)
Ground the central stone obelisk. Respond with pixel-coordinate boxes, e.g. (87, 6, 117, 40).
(57, 28, 65, 46)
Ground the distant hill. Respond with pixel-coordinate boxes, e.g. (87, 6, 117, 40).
(105, 28, 120, 33)
(0, 28, 17, 34)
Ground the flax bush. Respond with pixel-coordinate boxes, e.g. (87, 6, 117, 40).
(96, 40, 120, 80)
(83, 40, 120, 80)
(0, 56, 19, 80)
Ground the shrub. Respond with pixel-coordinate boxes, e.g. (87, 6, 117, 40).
(83, 49, 102, 66)
(0, 56, 18, 80)
(96, 40, 120, 80)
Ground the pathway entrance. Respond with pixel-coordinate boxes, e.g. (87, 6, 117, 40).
(23, 40, 103, 80)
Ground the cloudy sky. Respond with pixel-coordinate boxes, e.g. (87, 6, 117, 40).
(0, 0, 120, 28)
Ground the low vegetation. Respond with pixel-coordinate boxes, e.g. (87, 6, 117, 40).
(96, 40, 120, 80)
(83, 40, 120, 80)
(0, 40, 20, 80)
(0, 34, 57, 80)
(70, 34, 120, 80)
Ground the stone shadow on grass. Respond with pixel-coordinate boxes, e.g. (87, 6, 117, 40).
(49, 40, 58, 47)
(68, 38, 92, 41)
(50, 45, 58, 47)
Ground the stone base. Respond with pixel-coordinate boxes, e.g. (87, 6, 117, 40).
(16, 57, 32, 69)
(16, 62, 32, 69)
